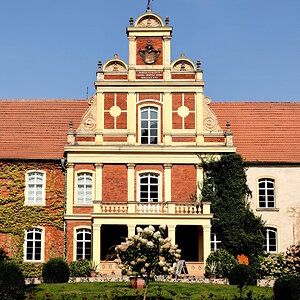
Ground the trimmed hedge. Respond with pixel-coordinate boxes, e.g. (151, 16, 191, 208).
(273, 275, 300, 300)
(228, 264, 257, 287)
(0, 260, 25, 300)
(42, 257, 70, 283)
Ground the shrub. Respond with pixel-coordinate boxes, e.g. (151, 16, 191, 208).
(285, 242, 300, 274)
(257, 253, 288, 279)
(205, 249, 238, 278)
(69, 259, 91, 277)
(19, 262, 43, 278)
(273, 275, 300, 300)
(0, 260, 25, 300)
(42, 257, 70, 283)
(228, 264, 257, 287)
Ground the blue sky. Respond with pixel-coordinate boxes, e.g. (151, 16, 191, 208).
(0, 0, 299, 101)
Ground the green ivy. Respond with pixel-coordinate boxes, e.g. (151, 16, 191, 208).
(201, 153, 265, 265)
(0, 161, 64, 274)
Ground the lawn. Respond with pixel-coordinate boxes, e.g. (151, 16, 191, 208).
(25, 282, 274, 299)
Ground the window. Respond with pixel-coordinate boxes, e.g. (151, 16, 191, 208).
(263, 228, 277, 253)
(77, 173, 93, 205)
(258, 178, 275, 208)
(211, 233, 221, 252)
(25, 228, 43, 261)
(139, 173, 159, 203)
(76, 229, 91, 260)
(26, 171, 45, 205)
(140, 107, 158, 145)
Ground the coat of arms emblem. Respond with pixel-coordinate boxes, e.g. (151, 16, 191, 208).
(139, 40, 161, 64)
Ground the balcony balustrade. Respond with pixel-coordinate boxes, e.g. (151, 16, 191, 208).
(96, 201, 210, 215)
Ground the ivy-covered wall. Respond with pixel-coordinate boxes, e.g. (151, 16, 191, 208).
(0, 161, 64, 263)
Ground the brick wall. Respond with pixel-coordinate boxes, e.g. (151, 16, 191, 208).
(102, 164, 128, 202)
(171, 165, 196, 202)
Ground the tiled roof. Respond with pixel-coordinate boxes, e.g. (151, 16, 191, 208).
(211, 102, 300, 163)
(0, 100, 88, 159)
(0, 100, 299, 163)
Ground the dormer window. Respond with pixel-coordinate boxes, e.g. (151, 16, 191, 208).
(141, 107, 158, 145)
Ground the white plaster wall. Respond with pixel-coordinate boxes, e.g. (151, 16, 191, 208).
(246, 166, 300, 253)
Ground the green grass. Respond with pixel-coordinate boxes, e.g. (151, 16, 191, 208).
(25, 282, 274, 299)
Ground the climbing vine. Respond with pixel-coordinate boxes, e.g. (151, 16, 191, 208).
(201, 153, 265, 265)
(0, 161, 64, 276)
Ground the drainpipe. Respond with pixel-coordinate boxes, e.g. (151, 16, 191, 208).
(61, 157, 67, 260)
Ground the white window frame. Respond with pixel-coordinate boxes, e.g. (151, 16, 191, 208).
(25, 170, 46, 206)
(24, 227, 44, 262)
(75, 171, 94, 205)
(210, 233, 221, 252)
(75, 228, 92, 261)
(140, 106, 159, 145)
(137, 172, 162, 203)
(263, 228, 278, 253)
(258, 178, 276, 208)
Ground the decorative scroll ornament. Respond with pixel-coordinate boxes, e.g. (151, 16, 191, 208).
(173, 61, 194, 72)
(139, 40, 161, 64)
(77, 95, 97, 133)
(203, 96, 223, 133)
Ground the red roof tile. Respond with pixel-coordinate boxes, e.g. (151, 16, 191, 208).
(0, 100, 299, 163)
(0, 100, 88, 159)
(211, 102, 300, 163)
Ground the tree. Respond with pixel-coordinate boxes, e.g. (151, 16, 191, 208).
(201, 153, 264, 264)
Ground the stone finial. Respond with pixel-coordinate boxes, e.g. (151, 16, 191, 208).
(114, 54, 118, 59)
(225, 120, 232, 136)
(67, 120, 75, 145)
(129, 16, 134, 26)
(165, 16, 169, 26)
(225, 120, 233, 147)
(97, 60, 102, 72)
(69, 120, 73, 131)
(181, 53, 185, 58)
(197, 59, 201, 71)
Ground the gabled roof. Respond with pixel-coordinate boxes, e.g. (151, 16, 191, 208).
(0, 100, 299, 163)
(211, 102, 300, 163)
(0, 100, 88, 160)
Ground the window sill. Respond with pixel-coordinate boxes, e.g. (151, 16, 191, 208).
(24, 260, 43, 263)
(256, 208, 279, 212)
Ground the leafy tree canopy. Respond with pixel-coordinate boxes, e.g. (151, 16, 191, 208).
(201, 153, 264, 263)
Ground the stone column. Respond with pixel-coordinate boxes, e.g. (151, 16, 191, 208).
(66, 163, 74, 215)
(203, 225, 211, 266)
(168, 224, 176, 245)
(127, 224, 136, 237)
(196, 164, 203, 201)
(164, 164, 172, 202)
(127, 93, 136, 145)
(95, 92, 104, 144)
(127, 164, 135, 202)
(94, 163, 103, 213)
(163, 92, 172, 145)
(92, 224, 101, 271)
(196, 92, 204, 145)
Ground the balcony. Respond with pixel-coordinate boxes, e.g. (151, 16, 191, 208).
(94, 201, 211, 215)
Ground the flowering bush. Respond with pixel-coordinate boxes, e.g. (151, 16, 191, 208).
(114, 225, 181, 279)
(285, 242, 300, 274)
(237, 254, 249, 265)
(257, 253, 288, 279)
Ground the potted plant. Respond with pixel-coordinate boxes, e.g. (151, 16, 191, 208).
(89, 261, 99, 277)
(205, 261, 217, 280)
